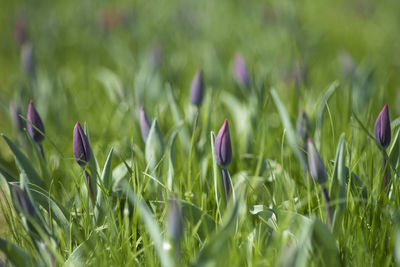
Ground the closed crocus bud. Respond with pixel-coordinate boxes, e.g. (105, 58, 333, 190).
(10, 183, 35, 217)
(296, 109, 310, 141)
(374, 104, 391, 149)
(73, 122, 91, 167)
(190, 69, 205, 106)
(27, 100, 45, 143)
(140, 107, 151, 142)
(167, 199, 184, 242)
(215, 119, 232, 167)
(21, 42, 35, 77)
(234, 53, 250, 88)
(14, 17, 27, 47)
(307, 138, 327, 184)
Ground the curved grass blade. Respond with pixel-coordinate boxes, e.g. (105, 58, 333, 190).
(95, 148, 113, 223)
(315, 81, 339, 148)
(270, 89, 307, 180)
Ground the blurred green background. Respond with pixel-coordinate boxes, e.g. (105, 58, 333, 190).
(1, 0, 400, 132)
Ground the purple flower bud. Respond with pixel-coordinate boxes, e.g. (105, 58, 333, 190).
(167, 199, 184, 242)
(27, 100, 45, 143)
(14, 17, 27, 47)
(148, 44, 163, 70)
(374, 104, 391, 149)
(10, 101, 24, 133)
(21, 42, 35, 77)
(307, 138, 327, 184)
(73, 122, 91, 167)
(234, 53, 250, 88)
(10, 183, 35, 217)
(140, 107, 151, 142)
(190, 69, 205, 106)
(215, 119, 232, 167)
(296, 109, 310, 141)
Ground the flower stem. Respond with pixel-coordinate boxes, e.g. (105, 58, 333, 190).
(38, 143, 45, 160)
(85, 170, 95, 206)
(222, 168, 230, 204)
(322, 185, 332, 229)
(382, 151, 390, 189)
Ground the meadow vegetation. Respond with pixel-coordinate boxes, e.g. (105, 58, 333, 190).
(1, 0, 400, 266)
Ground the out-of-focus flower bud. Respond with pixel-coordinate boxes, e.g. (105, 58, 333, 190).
(140, 107, 151, 142)
(14, 17, 27, 46)
(233, 53, 250, 89)
(167, 199, 184, 242)
(190, 69, 205, 107)
(21, 42, 35, 77)
(307, 138, 327, 184)
(296, 109, 310, 142)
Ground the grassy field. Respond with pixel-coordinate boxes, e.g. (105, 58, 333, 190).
(1, 0, 400, 266)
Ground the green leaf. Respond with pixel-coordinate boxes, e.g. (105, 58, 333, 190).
(166, 83, 190, 153)
(0, 237, 38, 267)
(0, 166, 15, 182)
(311, 218, 340, 266)
(84, 123, 99, 199)
(250, 205, 278, 231)
(192, 200, 241, 267)
(28, 183, 70, 232)
(395, 223, 400, 266)
(145, 119, 165, 172)
(179, 200, 216, 239)
(122, 180, 173, 267)
(63, 233, 96, 267)
(330, 134, 346, 234)
(166, 127, 180, 190)
(389, 127, 400, 174)
(95, 148, 113, 223)
(2, 134, 45, 188)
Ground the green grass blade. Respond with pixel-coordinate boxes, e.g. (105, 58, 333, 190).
(330, 133, 346, 234)
(2, 134, 45, 188)
(0, 237, 39, 267)
(270, 89, 308, 179)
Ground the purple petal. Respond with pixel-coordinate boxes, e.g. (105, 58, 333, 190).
(27, 100, 45, 143)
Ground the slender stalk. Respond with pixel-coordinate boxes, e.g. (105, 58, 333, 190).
(187, 111, 199, 193)
(38, 143, 45, 159)
(321, 185, 332, 229)
(382, 151, 390, 189)
(222, 168, 230, 204)
(85, 171, 95, 206)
